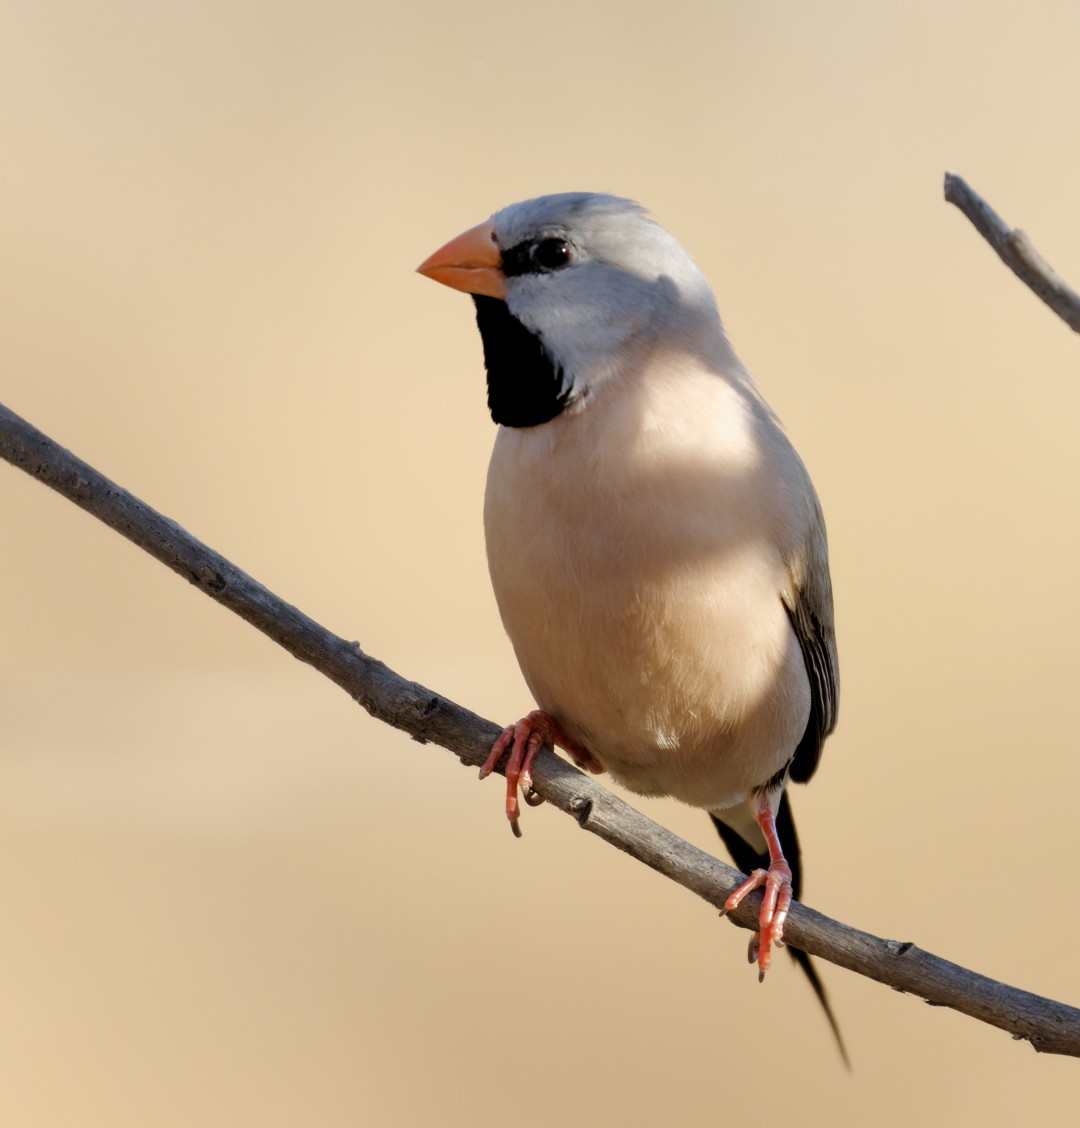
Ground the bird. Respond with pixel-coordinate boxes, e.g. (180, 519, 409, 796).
(416, 192, 842, 1050)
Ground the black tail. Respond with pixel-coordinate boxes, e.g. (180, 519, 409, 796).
(711, 794, 849, 1067)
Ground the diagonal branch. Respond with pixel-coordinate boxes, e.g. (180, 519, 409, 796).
(944, 171, 1080, 332)
(3, 397, 1080, 1056)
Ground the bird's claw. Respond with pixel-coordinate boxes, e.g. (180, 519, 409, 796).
(746, 933, 758, 964)
(723, 860, 793, 980)
(480, 711, 560, 836)
(480, 710, 599, 835)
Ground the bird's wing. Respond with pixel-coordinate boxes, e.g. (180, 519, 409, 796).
(781, 492, 838, 785)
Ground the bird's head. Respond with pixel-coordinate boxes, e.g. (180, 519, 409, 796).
(418, 193, 725, 428)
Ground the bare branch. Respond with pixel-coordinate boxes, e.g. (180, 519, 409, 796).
(3, 398, 1080, 1056)
(944, 171, 1080, 332)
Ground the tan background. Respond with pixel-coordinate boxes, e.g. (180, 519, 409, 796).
(3, 1, 1079, 1124)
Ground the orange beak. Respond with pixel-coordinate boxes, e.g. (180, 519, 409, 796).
(416, 219, 506, 300)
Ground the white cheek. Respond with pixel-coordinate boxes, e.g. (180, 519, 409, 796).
(507, 272, 655, 374)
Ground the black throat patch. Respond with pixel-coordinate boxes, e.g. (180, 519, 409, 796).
(472, 295, 573, 428)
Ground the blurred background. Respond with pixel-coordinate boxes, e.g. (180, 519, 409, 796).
(2, 1, 1079, 1124)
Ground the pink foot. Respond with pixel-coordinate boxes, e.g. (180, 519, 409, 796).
(480, 710, 602, 837)
(720, 792, 793, 981)
(723, 859, 793, 980)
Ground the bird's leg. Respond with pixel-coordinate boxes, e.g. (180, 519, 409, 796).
(721, 790, 793, 982)
(480, 710, 603, 837)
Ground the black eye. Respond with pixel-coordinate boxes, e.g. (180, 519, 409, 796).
(501, 237, 575, 278)
(531, 238, 573, 271)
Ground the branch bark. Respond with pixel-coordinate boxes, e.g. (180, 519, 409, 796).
(3, 398, 1080, 1057)
(944, 171, 1080, 332)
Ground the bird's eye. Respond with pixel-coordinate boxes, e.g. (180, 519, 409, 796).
(531, 238, 573, 271)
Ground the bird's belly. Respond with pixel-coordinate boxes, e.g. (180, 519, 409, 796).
(486, 478, 810, 810)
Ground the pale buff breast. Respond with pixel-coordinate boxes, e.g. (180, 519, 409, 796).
(483, 358, 812, 811)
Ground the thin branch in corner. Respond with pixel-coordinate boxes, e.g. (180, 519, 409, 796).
(944, 171, 1080, 333)
(3, 399, 1080, 1057)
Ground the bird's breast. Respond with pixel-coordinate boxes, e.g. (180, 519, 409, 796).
(483, 361, 812, 810)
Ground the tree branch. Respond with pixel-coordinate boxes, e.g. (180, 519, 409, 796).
(3, 398, 1079, 1057)
(944, 171, 1080, 332)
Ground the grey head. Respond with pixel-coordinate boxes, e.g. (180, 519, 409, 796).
(479, 193, 727, 427)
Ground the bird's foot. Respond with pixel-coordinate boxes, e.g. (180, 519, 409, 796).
(480, 710, 602, 837)
(722, 859, 793, 981)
